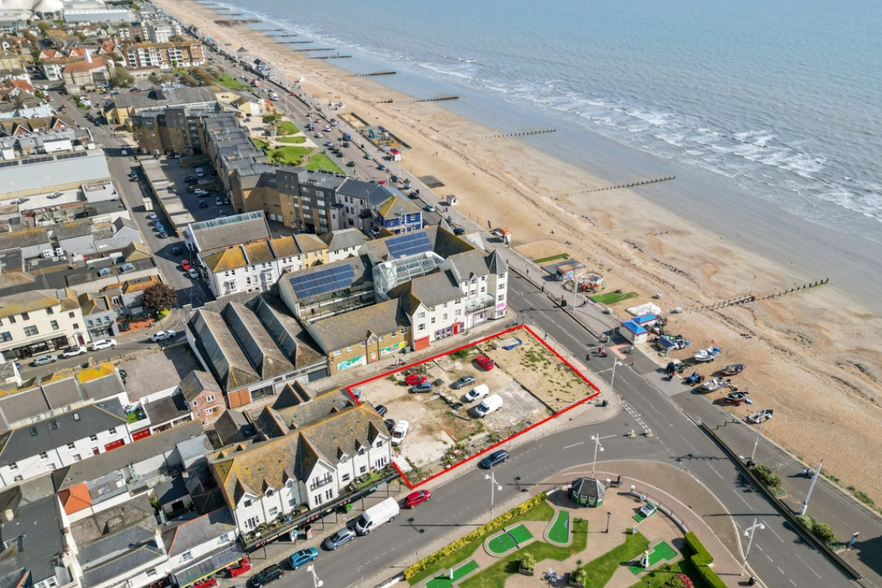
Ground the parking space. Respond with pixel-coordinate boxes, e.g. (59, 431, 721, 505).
(156, 157, 234, 221)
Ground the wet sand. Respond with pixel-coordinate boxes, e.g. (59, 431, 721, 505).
(152, 0, 882, 503)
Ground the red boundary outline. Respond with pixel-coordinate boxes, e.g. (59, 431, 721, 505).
(345, 324, 601, 489)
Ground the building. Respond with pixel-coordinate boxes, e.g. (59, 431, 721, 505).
(321, 228, 369, 262)
(199, 234, 328, 298)
(374, 194, 423, 235)
(161, 508, 245, 588)
(185, 293, 326, 409)
(98, 275, 162, 318)
(178, 370, 224, 423)
(125, 41, 205, 71)
(109, 86, 217, 127)
(278, 256, 374, 324)
(570, 477, 606, 507)
(144, 19, 182, 44)
(61, 51, 112, 92)
(0, 288, 89, 362)
(0, 399, 130, 488)
(208, 402, 391, 533)
(183, 210, 270, 255)
(79, 290, 121, 339)
(0, 149, 111, 200)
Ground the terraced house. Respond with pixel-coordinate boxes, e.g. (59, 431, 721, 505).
(124, 41, 205, 70)
(209, 402, 391, 534)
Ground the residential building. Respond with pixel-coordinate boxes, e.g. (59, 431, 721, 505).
(79, 291, 120, 339)
(0, 288, 88, 362)
(321, 227, 369, 262)
(209, 402, 391, 533)
(0, 399, 130, 488)
(61, 51, 113, 92)
(99, 275, 162, 318)
(161, 508, 245, 588)
(109, 86, 217, 127)
(278, 256, 374, 324)
(144, 19, 182, 44)
(132, 102, 215, 157)
(125, 41, 205, 71)
(374, 194, 423, 235)
(179, 370, 224, 423)
(0, 49, 21, 70)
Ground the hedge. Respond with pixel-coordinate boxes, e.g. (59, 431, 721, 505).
(403, 492, 547, 581)
(683, 532, 727, 588)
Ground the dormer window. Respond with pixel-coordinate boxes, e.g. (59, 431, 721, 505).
(265, 488, 274, 497)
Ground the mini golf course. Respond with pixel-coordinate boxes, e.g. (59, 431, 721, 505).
(426, 560, 479, 588)
(548, 510, 571, 545)
(628, 541, 678, 574)
(487, 524, 534, 555)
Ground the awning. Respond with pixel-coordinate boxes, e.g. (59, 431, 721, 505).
(172, 544, 246, 587)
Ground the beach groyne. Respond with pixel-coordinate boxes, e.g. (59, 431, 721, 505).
(376, 95, 459, 104)
(481, 129, 556, 140)
(689, 279, 830, 312)
(310, 55, 352, 60)
(347, 71, 397, 77)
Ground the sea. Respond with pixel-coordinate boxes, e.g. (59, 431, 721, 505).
(207, 0, 882, 245)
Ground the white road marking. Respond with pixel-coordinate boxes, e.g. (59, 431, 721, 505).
(762, 521, 785, 543)
(564, 442, 584, 449)
(707, 464, 725, 480)
(732, 488, 754, 509)
(794, 554, 822, 578)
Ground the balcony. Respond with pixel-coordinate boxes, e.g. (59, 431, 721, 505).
(308, 475, 332, 491)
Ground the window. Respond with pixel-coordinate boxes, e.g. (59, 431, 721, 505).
(418, 323, 425, 332)
(359, 465, 367, 474)
(24, 326, 38, 336)
(39, 452, 48, 460)
(191, 400, 198, 408)
(146, 570, 157, 578)
(9, 462, 17, 470)
(48, 463, 56, 471)
(443, 314, 448, 320)
(430, 317, 436, 324)
(266, 488, 274, 497)
(181, 551, 193, 561)
(21, 312, 29, 320)
(73, 323, 79, 329)
(0, 332, 11, 342)
(268, 506, 279, 517)
(108, 427, 117, 435)
(346, 346, 352, 352)
(206, 394, 216, 402)
(89, 435, 98, 442)
(219, 533, 231, 543)
(69, 312, 75, 318)
(67, 443, 76, 450)
(73, 455, 81, 462)
(288, 497, 297, 507)
(243, 499, 252, 508)
(204, 407, 214, 416)
(13, 475, 22, 482)
(50, 320, 59, 330)
(417, 312, 425, 319)
(341, 473, 350, 482)
(8, 316, 14, 324)
(313, 494, 322, 506)
(46, 307, 54, 315)
(498, 295, 505, 302)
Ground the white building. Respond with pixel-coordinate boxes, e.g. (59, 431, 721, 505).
(145, 19, 182, 44)
(0, 288, 90, 363)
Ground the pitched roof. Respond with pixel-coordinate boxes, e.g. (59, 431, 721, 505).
(188, 309, 260, 392)
(294, 233, 328, 254)
(62, 56, 108, 74)
(307, 299, 408, 354)
(201, 246, 246, 273)
(58, 482, 92, 515)
(160, 508, 236, 557)
(376, 194, 422, 218)
(267, 236, 299, 259)
(243, 240, 274, 265)
(389, 270, 462, 312)
(222, 303, 293, 379)
(321, 228, 369, 253)
(179, 370, 221, 402)
(188, 211, 270, 253)
(0, 289, 59, 319)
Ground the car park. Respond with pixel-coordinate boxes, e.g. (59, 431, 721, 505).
(450, 375, 476, 390)
(188, 268, 200, 279)
(404, 490, 432, 508)
(249, 564, 284, 588)
(62, 346, 87, 358)
(289, 547, 318, 570)
(30, 354, 59, 367)
(323, 528, 356, 551)
(475, 355, 495, 370)
(479, 449, 510, 469)
(405, 374, 427, 386)
(374, 404, 387, 417)
(90, 339, 117, 351)
(391, 420, 409, 445)
(150, 330, 177, 342)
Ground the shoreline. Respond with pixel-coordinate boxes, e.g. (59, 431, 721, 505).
(151, 0, 882, 503)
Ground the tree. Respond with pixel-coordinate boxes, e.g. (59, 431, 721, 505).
(159, 73, 176, 84)
(142, 282, 176, 314)
(109, 67, 134, 89)
(262, 114, 282, 124)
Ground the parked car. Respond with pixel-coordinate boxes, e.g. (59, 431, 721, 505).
(479, 449, 510, 469)
(475, 355, 496, 370)
(184, 175, 198, 183)
(62, 346, 87, 358)
(199, 200, 208, 208)
(90, 339, 117, 351)
(410, 382, 433, 394)
(323, 527, 356, 551)
(158, 231, 168, 239)
(464, 384, 490, 403)
(181, 260, 192, 271)
(150, 330, 177, 342)
(30, 354, 59, 367)
(384, 418, 396, 432)
(347, 161, 356, 167)
(425, 204, 436, 212)
(453, 227, 467, 236)
(249, 564, 284, 588)
(194, 188, 209, 196)
(405, 374, 427, 386)
(404, 490, 432, 508)
(188, 268, 200, 279)
(223, 196, 231, 205)
(374, 404, 387, 417)
(148, 212, 157, 219)
(450, 375, 476, 390)
(215, 197, 223, 206)
(289, 547, 318, 570)
(172, 246, 182, 255)
(391, 420, 409, 445)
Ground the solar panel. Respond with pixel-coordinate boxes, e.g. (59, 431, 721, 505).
(386, 232, 432, 259)
(289, 264, 355, 299)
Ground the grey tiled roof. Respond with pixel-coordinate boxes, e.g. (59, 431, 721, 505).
(160, 508, 236, 557)
(144, 393, 190, 425)
(0, 490, 69, 588)
(212, 409, 255, 447)
(222, 303, 293, 379)
(188, 211, 270, 254)
(394, 270, 463, 309)
(320, 228, 369, 254)
(307, 299, 408, 354)
(112, 86, 217, 111)
(179, 371, 221, 402)
(0, 400, 126, 467)
(188, 309, 260, 392)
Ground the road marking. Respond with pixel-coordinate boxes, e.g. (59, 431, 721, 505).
(778, 566, 785, 575)
(790, 579, 797, 586)
(762, 520, 785, 543)
(707, 464, 725, 480)
(794, 554, 821, 578)
(563, 442, 584, 449)
(732, 488, 754, 509)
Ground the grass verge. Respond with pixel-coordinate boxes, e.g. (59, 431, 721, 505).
(277, 135, 306, 144)
(268, 145, 313, 166)
(591, 291, 639, 305)
(533, 253, 569, 264)
(306, 152, 344, 173)
(215, 74, 246, 90)
(582, 531, 649, 588)
(279, 120, 300, 135)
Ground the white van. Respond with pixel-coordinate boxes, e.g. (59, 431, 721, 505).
(475, 394, 503, 418)
(355, 497, 399, 535)
(463, 384, 490, 403)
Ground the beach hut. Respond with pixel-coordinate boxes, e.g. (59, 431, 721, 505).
(633, 313, 659, 329)
(556, 264, 575, 282)
(621, 319, 649, 344)
(570, 477, 606, 507)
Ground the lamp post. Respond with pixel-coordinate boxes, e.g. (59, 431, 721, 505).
(306, 565, 324, 588)
(749, 416, 766, 463)
(741, 519, 765, 575)
(800, 459, 824, 516)
(606, 511, 611, 534)
(608, 360, 624, 404)
(484, 472, 502, 512)
(591, 434, 604, 476)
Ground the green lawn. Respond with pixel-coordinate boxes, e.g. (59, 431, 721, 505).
(534, 253, 570, 264)
(277, 135, 306, 144)
(581, 531, 649, 588)
(625, 560, 695, 588)
(487, 525, 533, 554)
(548, 510, 571, 545)
(215, 74, 246, 90)
(268, 145, 313, 166)
(459, 518, 588, 588)
(407, 500, 555, 585)
(591, 291, 640, 305)
(278, 120, 300, 135)
(628, 541, 677, 574)
(425, 561, 479, 588)
(305, 152, 344, 173)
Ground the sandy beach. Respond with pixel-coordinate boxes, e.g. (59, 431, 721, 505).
(152, 0, 882, 503)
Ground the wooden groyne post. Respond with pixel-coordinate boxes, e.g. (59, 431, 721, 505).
(348, 71, 397, 77)
(688, 279, 830, 312)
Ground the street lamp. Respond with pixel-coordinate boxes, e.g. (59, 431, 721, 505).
(800, 459, 824, 516)
(484, 472, 502, 512)
(591, 434, 605, 476)
(749, 416, 766, 463)
(608, 360, 624, 404)
(741, 519, 765, 575)
(305, 565, 324, 588)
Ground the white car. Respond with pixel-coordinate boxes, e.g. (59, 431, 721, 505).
(90, 338, 118, 351)
(391, 420, 410, 446)
(62, 346, 87, 358)
(188, 268, 200, 279)
(194, 189, 209, 196)
(150, 330, 177, 342)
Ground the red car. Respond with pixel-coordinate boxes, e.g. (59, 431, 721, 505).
(404, 490, 432, 508)
(405, 374, 427, 386)
(475, 355, 495, 371)
(228, 556, 251, 578)
(181, 260, 192, 271)
(190, 579, 217, 588)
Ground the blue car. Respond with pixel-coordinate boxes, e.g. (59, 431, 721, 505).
(289, 547, 318, 570)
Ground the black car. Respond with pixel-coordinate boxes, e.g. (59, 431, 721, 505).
(375, 404, 388, 417)
(171, 246, 182, 255)
(453, 227, 467, 236)
(479, 449, 510, 469)
(250, 564, 284, 588)
(450, 375, 476, 390)
(346, 161, 356, 167)
(184, 175, 198, 183)
(384, 418, 396, 432)
(342, 141, 350, 148)
(199, 200, 208, 208)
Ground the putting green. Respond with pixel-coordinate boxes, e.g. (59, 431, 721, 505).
(548, 510, 571, 545)
(628, 541, 678, 574)
(426, 560, 479, 588)
(487, 524, 534, 554)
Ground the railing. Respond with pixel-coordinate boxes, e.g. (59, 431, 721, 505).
(308, 475, 333, 491)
